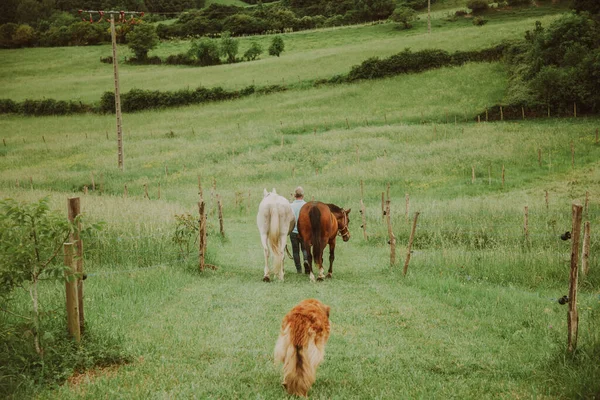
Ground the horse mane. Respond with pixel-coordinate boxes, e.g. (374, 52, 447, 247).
(326, 203, 343, 213)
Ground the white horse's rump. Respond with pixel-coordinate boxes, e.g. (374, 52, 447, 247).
(257, 188, 295, 282)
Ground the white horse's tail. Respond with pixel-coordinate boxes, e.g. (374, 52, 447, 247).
(269, 205, 284, 276)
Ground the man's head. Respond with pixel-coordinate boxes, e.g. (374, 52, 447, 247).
(294, 186, 304, 199)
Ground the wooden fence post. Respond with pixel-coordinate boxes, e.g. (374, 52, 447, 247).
(403, 212, 420, 276)
(381, 192, 385, 220)
(584, 191, 589, 216)
(63, 243, 80, 342)
(500, 106, 503, 121)
(545, 190, 549, 211)
(144, 183, 149, 199)
(67, 198, 84, 333)
(524, 206, 529, 245)
(217, 194, 225, 237)
(581, 221, 590, 276)
(158, 182, 161, 200)
(359, 180, 368, 241)
(198, 200, 206, 272)
(386, 200, 396, 266)
(567, 203, 583, 353)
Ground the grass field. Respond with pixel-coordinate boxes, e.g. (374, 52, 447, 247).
(1, 2, 599, 399)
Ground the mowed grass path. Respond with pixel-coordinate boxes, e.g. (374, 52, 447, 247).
(35, 217, 574, 399)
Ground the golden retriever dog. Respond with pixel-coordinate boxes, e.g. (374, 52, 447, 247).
(274, 299, 331, 397)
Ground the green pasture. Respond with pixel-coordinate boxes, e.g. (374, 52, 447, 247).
(1, 60, 600, 397)
(0, 5, 566, 103)
(1, 2, 599, 398)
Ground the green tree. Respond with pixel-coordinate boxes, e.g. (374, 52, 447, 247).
(12, 24, 36, 47)
(189, 37, 221, 66)
(268, 35, 285, 57)
(220, 31, 239, 63)
(127, 23, 159, 61)
(0, 198, 73, 356)
(244, 41, 263, 61)
(390, 7, 417, 29)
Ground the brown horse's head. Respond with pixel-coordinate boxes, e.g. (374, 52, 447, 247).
(328, 204, 351, 242)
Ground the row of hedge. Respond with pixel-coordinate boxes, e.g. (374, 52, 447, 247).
(343, 44, 507, 82)
(0, 84, 288, 116)
(0, 44, 508, 116)
(98, 84, 286, 113)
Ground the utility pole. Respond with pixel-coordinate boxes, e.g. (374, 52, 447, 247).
(428, 0, 431, 34)
(78, 10, 144, 171)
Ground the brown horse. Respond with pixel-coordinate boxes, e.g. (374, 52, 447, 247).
(297, 201, 351, 282)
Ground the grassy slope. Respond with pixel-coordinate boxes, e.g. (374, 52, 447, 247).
(1, 3, 599, 399)
(0, 8, 565, 103)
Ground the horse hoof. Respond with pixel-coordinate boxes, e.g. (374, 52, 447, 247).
(317, 276, 324, 282)
(263, 276, 270, 282)
(326, 273, 332, 279)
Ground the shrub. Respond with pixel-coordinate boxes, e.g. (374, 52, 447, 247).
(467, 0, 489, 14)
(390, 7, 417, 29)
(165, 53, 195, 65)
(268, 35, 285, 57)
(127, 23, 159, 61)
(0, 23, 18, 48)
(473, 16, 488, 26)
(100, 56, 113, 64)
(189, 38, 221, 66)
(244, 41, 263, 61)
(506, 0, 531, 5)
(0, 99, 19, 114)
(12, 24, 36, 47)
(220, 31, 239, 63)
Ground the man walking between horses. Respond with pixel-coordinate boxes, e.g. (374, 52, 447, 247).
(290, 186, 308, 273)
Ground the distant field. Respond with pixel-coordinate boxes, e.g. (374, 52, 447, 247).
(0, 8, 564, 103)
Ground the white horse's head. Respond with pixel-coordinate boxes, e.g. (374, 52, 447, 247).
(263, 188, 278, 197)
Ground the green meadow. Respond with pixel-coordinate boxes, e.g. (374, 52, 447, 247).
(1, 2, 599, 399)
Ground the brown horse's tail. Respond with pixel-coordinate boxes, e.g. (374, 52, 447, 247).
(309, 206, 322, 265)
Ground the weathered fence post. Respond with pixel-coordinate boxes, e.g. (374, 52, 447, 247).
(67, 198, 84, 333)
(198, 200, 207, 272)
(63, 243, 80, 342)
(582, 221, 590, 276)
(359, 180, 368, 241)
(403, 212, 420, 276)
(386, 200, 396, 266)
(567, 203, 583, 353)
(218, 194, 225, 237)
(524, 206, 529, 246)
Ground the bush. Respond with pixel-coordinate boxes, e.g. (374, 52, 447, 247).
(165, 53, 195, 65)
(473, 16, 488, 26)
(189, 38, 221, 66)
(12, 24, 36, 47)
(127, 23, 159, 61)
(0, 23, 18, 48)
(467, 0, 489, 14)
(268, 35, 285, 57)
(390, 7, 417, 29)
(244, 41, 263, 61)
(506, 0, 531, 5)
(220, 31, 239, 63)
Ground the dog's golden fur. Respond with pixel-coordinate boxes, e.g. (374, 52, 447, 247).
(274, 299, 331, 397)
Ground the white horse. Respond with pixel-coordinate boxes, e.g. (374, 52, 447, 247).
(257, 188, 295, 282)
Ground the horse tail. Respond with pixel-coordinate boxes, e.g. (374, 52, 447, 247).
(309, 206, 322, 265)
(269, 205, 283, 275)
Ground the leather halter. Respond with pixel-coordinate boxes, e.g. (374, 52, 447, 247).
(337, 210, 349, 240)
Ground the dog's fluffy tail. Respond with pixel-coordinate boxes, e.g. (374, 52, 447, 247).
(274, 324, 321, 397)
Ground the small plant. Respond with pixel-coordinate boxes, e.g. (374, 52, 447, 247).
(473, 16, 488, 26)
(188, 38, 221, 66)
(268, 36, 285, 57)
(100, 56, 113, 64)
(165, 130, 176, 138)
(172, 213, 198, 259)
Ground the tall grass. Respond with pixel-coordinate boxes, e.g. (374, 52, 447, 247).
(1, 4, 599, 398)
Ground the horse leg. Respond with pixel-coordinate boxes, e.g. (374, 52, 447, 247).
(276, 235, 287, 281)
(326, 240, 335, 279)
(260, 233, 270, 282)
(305, 242, 316, 283)
(317, 243, 326, 281)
